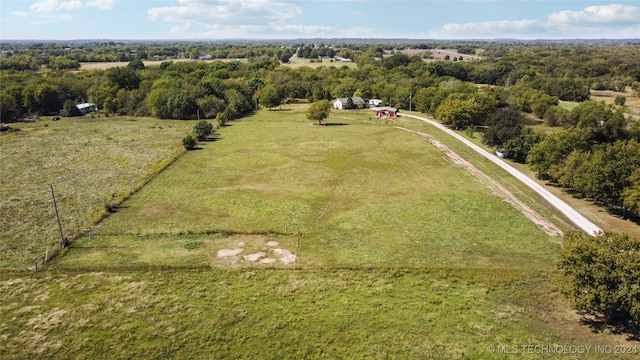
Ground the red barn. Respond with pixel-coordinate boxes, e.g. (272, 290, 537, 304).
(375, 107, 399, 118)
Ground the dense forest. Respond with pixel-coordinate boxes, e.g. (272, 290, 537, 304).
(2, 40, 640, 219)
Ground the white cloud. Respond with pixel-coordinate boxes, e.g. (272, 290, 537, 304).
(58, 0, 85, 11)
(148, 0, 301, 25)
(429, 4, 640, 39)
(30, 0, 59, 13)
(148, 0, 312, 37)
(86, 0, 117, 10)
(548, 4, 640, 25)
(13, 11, 29, 17)
(28, 0, 116, 13)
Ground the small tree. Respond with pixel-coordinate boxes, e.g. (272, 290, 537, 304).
(127, 59, 145, 71)
(614, 95, 626, 106)
(346, 97, 354, 109)
(193, 120, 213, 141)
(62, 100, 80, 117)
(182, 135, 197, 150)
(306, 100, 332, 125)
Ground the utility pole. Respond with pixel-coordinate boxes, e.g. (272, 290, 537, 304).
(49, 184, 66, 248)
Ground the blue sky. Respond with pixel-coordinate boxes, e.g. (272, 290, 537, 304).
(1, 1, 639, 40)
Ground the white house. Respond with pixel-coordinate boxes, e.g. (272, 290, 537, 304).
(333, 97, 365, 110)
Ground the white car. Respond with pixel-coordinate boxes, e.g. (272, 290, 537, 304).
(495, 149, 505, 158)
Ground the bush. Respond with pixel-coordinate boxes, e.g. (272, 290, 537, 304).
(182, 135, 197, 150)
(614, 95, 626, 106)
(193, 120, 213, 141)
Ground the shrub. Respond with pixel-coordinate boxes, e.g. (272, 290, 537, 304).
(193, 120, 213, 141)
(182, 135, 197, 150)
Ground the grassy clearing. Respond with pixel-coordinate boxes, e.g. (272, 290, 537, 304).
(284, 57, 357, 69)
(3, 106, 636, 358)
(0, 116, 193, 268)
(58, 107, 561, 270)
(590, 88, 640, 119)
(78, 58, 193, 70)
(561, 89, 640, 119)
(0, 269, 629, 359)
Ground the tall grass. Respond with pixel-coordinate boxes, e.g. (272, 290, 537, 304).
(0, 269, 621, 359)
(0, 117, 193, 268)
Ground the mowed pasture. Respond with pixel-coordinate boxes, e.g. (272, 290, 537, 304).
(591, 88, 640, 119)
(2, 106, 633, 358)
(560, 88, 640, 119)
(56, 107, 560, 270)
(78, 58, 193, 70)
(0, 116, 193, 268)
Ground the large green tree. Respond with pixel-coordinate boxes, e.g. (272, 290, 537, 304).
(482, 107, 525, 147)
(306, 100, 332, 125)
(106, 66, 141, 90)
(526, 128, 595, 178)
(502, 127, 544, 163)
(255, 84, 281, 110)
(559, 231, 640, 324)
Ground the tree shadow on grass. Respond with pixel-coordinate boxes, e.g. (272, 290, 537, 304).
(266, 108, 292, 112)
(579, 311, 640, 341)
(200, 134, 221, 142)
(323, 123, 349, 126)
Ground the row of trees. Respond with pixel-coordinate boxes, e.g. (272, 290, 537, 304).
(527, 131, 640, 217)
(476, 92, 640, 218)
(559, 231, 640, 326)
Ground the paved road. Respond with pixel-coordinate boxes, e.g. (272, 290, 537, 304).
(402, 113, 602, 236)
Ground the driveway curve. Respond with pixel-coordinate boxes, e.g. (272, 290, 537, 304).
(401, 113, 602, 236)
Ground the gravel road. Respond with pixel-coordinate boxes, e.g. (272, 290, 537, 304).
(402, 113, 602, 236)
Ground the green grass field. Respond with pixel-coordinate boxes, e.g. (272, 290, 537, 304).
(56, 108, 560, 270)
(1, 106, 636, 358)
(2, 268, 626, 360)
(284, 57, 357, 69)
(0, 116, 193, 268)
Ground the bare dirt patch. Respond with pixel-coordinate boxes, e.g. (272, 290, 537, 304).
(243, 252, 266, 262)
(217, 248, 244, 258)
(274, 249, 297, 264)
(213, 237, 296, 266)
(397, 127, 563, 237)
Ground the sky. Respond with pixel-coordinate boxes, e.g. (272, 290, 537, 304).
(1, 1, 639, 40)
